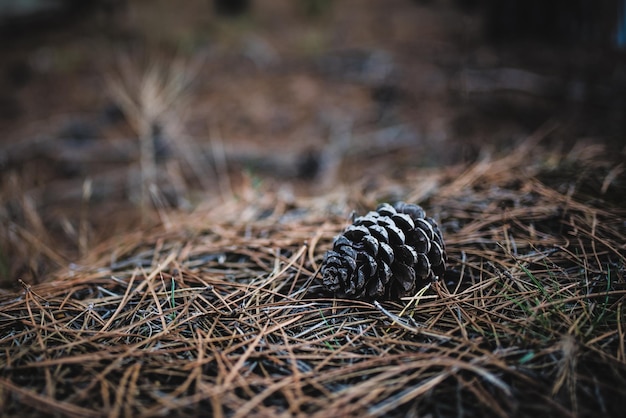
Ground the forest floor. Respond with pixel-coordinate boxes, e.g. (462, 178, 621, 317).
(0, 1, 625, 416)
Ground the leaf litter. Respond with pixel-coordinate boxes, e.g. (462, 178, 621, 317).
(1, 139, 625, 417)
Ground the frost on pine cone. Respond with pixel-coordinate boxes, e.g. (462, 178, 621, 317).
(320, 202, 446, 300)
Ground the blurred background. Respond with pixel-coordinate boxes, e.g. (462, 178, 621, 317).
(1, 0, 625, 287)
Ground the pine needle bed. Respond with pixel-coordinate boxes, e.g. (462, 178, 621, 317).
(1, 144, 625, 417)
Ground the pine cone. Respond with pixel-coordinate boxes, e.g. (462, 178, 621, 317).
(320, 202, 446, 300)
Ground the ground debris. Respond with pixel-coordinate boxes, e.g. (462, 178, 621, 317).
(1, 143, 625, 417)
